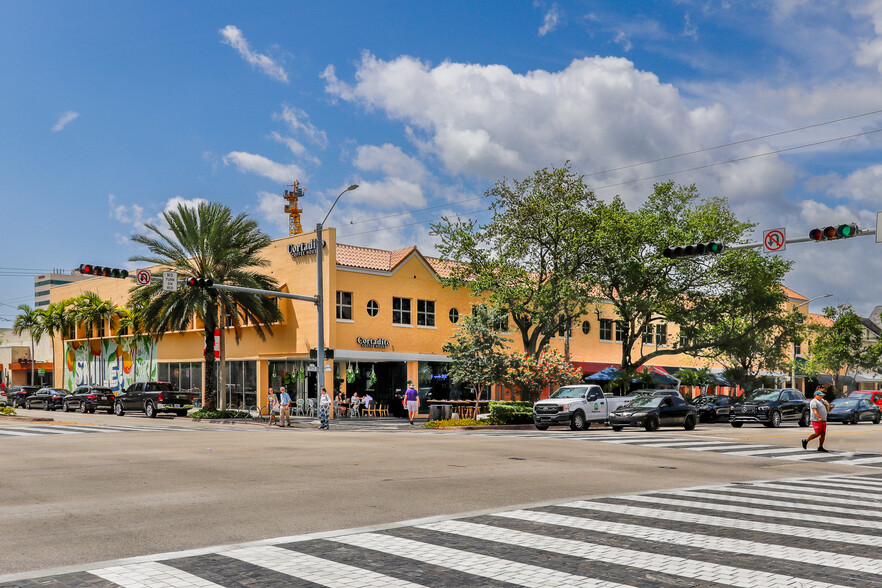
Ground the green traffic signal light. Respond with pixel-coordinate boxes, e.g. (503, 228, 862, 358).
(836, 223, 858, 238)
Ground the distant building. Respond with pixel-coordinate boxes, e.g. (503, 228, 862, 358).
(34, 270, 91, 308)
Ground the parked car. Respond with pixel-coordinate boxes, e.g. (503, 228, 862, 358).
(609, 395, 698, 431)
(847, 390, 882, 411)
(532, 385, 632, 430)
(26, 388, 70, 411)
(691, 394, 733, 423)
(114, 381, 195, 418)
(7, 385, 38, 408)
(730, 388, 810, 428)
(63, 386, 116, 414)
(828, 398, 882, 425)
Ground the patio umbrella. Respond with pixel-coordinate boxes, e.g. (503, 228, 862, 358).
(583, 366, 621, 381)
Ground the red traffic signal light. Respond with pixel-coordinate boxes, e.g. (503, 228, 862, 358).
(663, 242, 724, 259)
(808, 223, 858, 241)
(186, 277, 214, 288)
(79, 264, 129, 279)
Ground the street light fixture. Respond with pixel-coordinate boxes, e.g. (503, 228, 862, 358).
(791, 293, 832, 389)
(316, 184, 359, 404)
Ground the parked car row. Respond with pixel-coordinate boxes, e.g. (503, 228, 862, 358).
(6, 382, 195, 418)
(533, 385, 882, 432)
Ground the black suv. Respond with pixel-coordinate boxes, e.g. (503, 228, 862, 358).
(26, 388, 70, 411)
(63, 386, 116, 414)
(7, 386, 38, 408)
(114, 381, 195, 418)
(730, 388, 810, 428)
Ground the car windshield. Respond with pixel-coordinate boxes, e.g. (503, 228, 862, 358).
(627, 396, 664, 408)
(91, 387, 112, 393)
(744, 390, 780, 402)
(849, 392, 871, 399)
(549, 386, 590, 399)
(833, 399, 859, 408)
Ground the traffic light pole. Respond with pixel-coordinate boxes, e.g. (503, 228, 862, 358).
(205, 282, 318, 304)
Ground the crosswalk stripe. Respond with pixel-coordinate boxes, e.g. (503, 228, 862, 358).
(90, 561, 224, 587)
(703, 485, 877, 508)
(793, 476, 882, 490)
(0, 428, 43, 436)
(620, 493, 882, 531)
(757, 480, 882, 499)
(681, 443, 755, 451)
(419, 519, 848, 588)
(332, 531, 631, 588)
(825, 476, 882, 488)
(491, 509, 882, 575)
(222, 545, 424, 587)
(658, 488, 882, 520)
(562, 499, 882, 546)
(713, 446, 810, 456)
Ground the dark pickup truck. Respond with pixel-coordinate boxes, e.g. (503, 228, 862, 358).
(113, 381, 194, 418)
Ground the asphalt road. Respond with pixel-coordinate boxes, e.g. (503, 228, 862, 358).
(2, 410, 881, 577)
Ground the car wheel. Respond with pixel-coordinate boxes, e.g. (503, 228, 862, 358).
(731, 422, 743, 428)
(25, 399, 32, 410)
(114, 401, 125, 416)
(534, 424, 549, 431)
(570, 410, 586, 431)
(611, 425, 624, 431)
(79, 402, 88, 414)
(853, 413, 861, 425)
(768, 410, 781, 428)
(799, 411, 810, 427)
(874, 412, 881, 425)
(43, 401, 50, 411)
(145, 401, 157, 418)
(684, 415, 696, 431)
(645, 414, 660, 432)
(62, 402, 71, 413)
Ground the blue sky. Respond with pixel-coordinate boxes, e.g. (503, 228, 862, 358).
(3, 0, 882, 327)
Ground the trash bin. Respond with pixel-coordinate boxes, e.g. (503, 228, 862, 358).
(429, 405, 444, 421)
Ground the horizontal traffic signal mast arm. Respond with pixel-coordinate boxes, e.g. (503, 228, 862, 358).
(665, 225, 876, 255)
(724, 225, 876, 251)
(191, 281, 319, 304)
(79, 264, 129, 278)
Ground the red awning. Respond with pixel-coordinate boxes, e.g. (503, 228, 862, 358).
(571, 361, 621, 374)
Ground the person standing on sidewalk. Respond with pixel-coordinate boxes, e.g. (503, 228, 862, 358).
(267, 387, 279, 427)
(802, 387, 830, 452)
(279, 386, 291, 427)
(319, 387, 331, 430)
(404, 380, 419, 425)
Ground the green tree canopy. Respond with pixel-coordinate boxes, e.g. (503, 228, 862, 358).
(431, 163, 597, 356)
(13, 304, 44, 386)
(806, 303, 881, 395)
(583, 181, 793, 374)
(128, 201, 282, 409)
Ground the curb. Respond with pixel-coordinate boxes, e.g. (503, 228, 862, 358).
(0, 415, 55, 423)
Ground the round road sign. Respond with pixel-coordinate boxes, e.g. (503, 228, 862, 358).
(136, 269, 152, 285)
(763, 228, 786, 253)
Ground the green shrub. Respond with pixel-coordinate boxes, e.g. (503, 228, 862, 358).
(489, 401, 534, 424)
(424, 418, 495, 428)
(1, 406, 16, 416)
(189, 409, 251, 420)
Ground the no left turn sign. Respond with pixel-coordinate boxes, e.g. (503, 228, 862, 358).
(763, 228, 786, 253)
(136, 269, 152, 285)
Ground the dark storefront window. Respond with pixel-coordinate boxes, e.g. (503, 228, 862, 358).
(418, 361, 477, 401)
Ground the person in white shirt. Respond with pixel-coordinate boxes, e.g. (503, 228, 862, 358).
(362, 393, 373, 411)
(349, 392, 361, 417)
(318, 387, 331, 430)
(802, 387, 830, 453)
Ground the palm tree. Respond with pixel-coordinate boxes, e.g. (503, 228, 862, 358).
(128, 201, 282, 410)
(73, 292, 117, 385)
(115, 303, 146, 382)
(40, 299, 76, 388)
(13, 304, 44, 386)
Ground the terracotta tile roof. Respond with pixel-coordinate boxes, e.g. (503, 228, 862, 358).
(782, 285, 808, 301)
(335, 244, 396, 271)
(807, 312, 833, 327)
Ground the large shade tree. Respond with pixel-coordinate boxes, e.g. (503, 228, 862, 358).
(805, 303, 882, 396)
(432, 163, 597, 356)
(583, 181, 794, 374)
(128, 202, 282, 410)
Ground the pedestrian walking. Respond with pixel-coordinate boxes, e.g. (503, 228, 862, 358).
(267, 387, 279, 427)
(802, 387, 830, 452)
(279, 386, 291, 427)
(319, 387, 331, 430)
(404, 380, 419, 425)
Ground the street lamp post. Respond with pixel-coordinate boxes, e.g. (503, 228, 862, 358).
(791, 293, 832, 389)
(316, 184, 359, 404)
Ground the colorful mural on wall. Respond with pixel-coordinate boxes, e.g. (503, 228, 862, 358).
(63, 336, 157, 391)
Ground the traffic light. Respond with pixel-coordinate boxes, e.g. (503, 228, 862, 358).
(662, 242, 725, 258)
(79, 264, 129, 279)
(186, 277, 214, 288)
(309, 348, 334, 360)
(808, 223, 858, 241)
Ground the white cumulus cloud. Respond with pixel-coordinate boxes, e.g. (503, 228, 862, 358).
(220, 25, 288, 83)
(354, 144, 428, 183)
(223, 151, 305, 184)
(52, 111, 79, 132)
(538, 3, 561, 36)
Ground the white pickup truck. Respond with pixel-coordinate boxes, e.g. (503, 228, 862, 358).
(533, 384, 633, 430)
